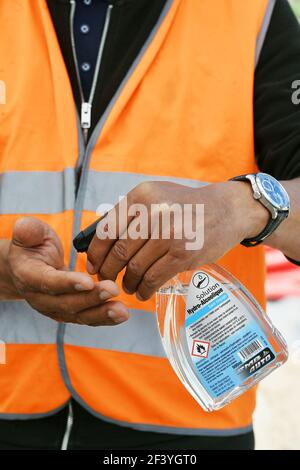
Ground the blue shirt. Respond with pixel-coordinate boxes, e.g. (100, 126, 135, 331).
(74, 0, 108, 100)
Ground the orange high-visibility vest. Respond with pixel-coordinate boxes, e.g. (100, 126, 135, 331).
(0, 0, 273, 435)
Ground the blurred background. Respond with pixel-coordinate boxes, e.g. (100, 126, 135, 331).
(253, 1, 300, 450)
(291, 0, 300, 18)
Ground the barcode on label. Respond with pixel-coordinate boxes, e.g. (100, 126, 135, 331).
(238, 339, 263, 361)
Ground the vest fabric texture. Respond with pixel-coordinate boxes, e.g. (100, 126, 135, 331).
(0, 0, 273, 435)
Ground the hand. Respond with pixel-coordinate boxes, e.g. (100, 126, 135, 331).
(6, 217, 129, 325)
(86, 181, 269, 300)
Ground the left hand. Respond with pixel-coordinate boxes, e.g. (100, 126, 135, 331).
(86, 181, 268, 300)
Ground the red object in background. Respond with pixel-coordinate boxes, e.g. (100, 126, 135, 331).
(265, 247, 300, 300)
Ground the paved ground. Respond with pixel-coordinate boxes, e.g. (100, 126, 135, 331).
(253, 298, 300, 450)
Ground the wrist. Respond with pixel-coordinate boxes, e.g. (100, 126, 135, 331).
(226, 181, 270, 240)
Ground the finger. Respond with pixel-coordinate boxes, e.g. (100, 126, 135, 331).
(86, 202, 133, 275)
(86, 189, 146, 274)
(122, 239, 168, 294)
(18, 261, 95, 294)
(77, 301, 129, 326)
(12, 217, 47, 248)
(12, 216, 65, 263)
(136, 253, 181, 301)
(26, 280, 120, 319)
(98, 236, 147, 281)
(96, 279, 120, 299)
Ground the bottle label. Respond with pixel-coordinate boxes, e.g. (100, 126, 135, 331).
(185, 270, 275, 399)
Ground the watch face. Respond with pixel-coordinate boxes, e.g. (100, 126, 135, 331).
(256, 173, 290, 210)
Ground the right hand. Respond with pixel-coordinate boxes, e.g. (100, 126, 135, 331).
(6, 217, 129, 326)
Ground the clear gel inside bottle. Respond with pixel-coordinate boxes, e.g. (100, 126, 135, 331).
(156, 264, 288, 412)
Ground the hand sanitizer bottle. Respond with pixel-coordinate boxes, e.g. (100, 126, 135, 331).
(156, 264, 288, 412)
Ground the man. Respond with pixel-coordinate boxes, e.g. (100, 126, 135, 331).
(0, 0, 300, 450)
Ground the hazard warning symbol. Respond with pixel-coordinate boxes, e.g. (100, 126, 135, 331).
(191, 340, 210, 359)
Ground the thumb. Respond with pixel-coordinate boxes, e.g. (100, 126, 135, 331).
(12, 217, 48, 248)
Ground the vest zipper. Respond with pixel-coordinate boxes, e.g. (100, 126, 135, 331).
(61, 401, 74, 450)
(69, 1, 113, 144)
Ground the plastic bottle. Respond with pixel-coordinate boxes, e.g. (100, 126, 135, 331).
(156, 264, 288, 412)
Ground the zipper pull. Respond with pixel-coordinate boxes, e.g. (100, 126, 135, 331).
(81, 102, 92, 129)
(81, 102, 91, 143)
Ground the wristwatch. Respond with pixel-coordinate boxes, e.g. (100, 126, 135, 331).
(231, 173, 290, 247)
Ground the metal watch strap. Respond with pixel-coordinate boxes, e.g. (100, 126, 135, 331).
(231, 175, 287, 247)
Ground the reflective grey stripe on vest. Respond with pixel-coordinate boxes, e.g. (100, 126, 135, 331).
(255, 0, 276, 67)
(0, 300, 165, 357)
(84, 170, 207, 212)
(0, 300, 58, 343)
(64, 309, 166, 357)
(0, 169, 206, 215)
(0, 169, 76, 214)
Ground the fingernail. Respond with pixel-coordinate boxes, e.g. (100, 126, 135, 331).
(87, 260, 96, 274)
(136, 292, 145, 301)
(99, 290, 111, 301)
(75, 283, 88, 291)
(122, 284, 132, 295)
(107, 309, 128, 324)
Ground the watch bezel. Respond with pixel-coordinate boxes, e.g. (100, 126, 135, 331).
(230, 172, 290, 247)
(254, 173, 290, 213)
